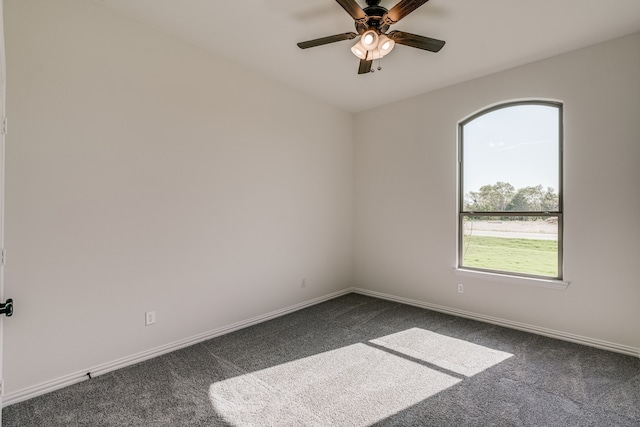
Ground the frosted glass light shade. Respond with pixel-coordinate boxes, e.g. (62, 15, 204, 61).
(361, 30, 379, 50)
(350, 41, 367, 60)
(378, 34, 395, 57)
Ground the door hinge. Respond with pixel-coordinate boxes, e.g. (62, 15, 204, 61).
(0, 299, 13, 317)
(1, 248, 5, 266)
(1, 117, 7, 135)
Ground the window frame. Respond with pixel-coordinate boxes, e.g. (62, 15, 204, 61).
(458, 100, 564, 280)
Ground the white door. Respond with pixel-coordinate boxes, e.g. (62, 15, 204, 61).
(0, 0, 6, 420)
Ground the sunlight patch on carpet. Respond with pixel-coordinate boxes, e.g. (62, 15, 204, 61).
(208, 329, 512, 425)
(370, 328, 514, 377)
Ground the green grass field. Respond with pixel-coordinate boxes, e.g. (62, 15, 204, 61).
(463, 235, 558, 277)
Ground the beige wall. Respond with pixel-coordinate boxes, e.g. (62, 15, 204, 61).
(3, 0, 353, 394)
(354, 32, 640, 351)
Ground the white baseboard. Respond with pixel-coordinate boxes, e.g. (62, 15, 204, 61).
(350, 287, 640, 358)
(2, 289, 352, 407)
(5, 286, 638, 407)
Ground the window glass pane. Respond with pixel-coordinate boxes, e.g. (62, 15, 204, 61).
(462, 216, 559, 277)
(462, 104, 559, 212)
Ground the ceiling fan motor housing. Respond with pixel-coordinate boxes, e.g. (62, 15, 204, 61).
(357, 3, 390, 33)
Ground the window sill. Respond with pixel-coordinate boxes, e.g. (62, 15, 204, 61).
(454, 268, 570, 290)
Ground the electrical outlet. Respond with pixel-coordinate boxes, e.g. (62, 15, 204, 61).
(457, 284, 464, 294)
(301, 278, 307, 288)
(145, 311, 156, 326)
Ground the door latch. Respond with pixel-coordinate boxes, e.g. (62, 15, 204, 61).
(0, 299, 13, 317)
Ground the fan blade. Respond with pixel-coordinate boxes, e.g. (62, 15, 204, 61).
(384, 0, 430, 24)
(335, 0, 367, 21)
(387, 30, 445, 52)
(358, 59, 372, 74)
(297, 32, 358, 49)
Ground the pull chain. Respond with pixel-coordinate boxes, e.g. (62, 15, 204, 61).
(370, 57, 383, 73)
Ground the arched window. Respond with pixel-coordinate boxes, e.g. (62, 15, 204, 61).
(458, 101, 563, 279)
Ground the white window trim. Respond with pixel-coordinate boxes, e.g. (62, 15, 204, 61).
(454, 267, 569, 290)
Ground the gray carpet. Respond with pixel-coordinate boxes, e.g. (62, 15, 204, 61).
(3, 293, 640, 426)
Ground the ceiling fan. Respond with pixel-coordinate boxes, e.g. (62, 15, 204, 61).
(297, 0, 445, 74)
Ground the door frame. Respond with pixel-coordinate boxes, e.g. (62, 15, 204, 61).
(0, 0, 7, 419)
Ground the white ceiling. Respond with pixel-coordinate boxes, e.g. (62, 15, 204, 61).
(95, 0, 640, 112)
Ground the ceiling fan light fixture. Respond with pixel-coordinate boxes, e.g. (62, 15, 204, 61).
(362, 35, 395, 60)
